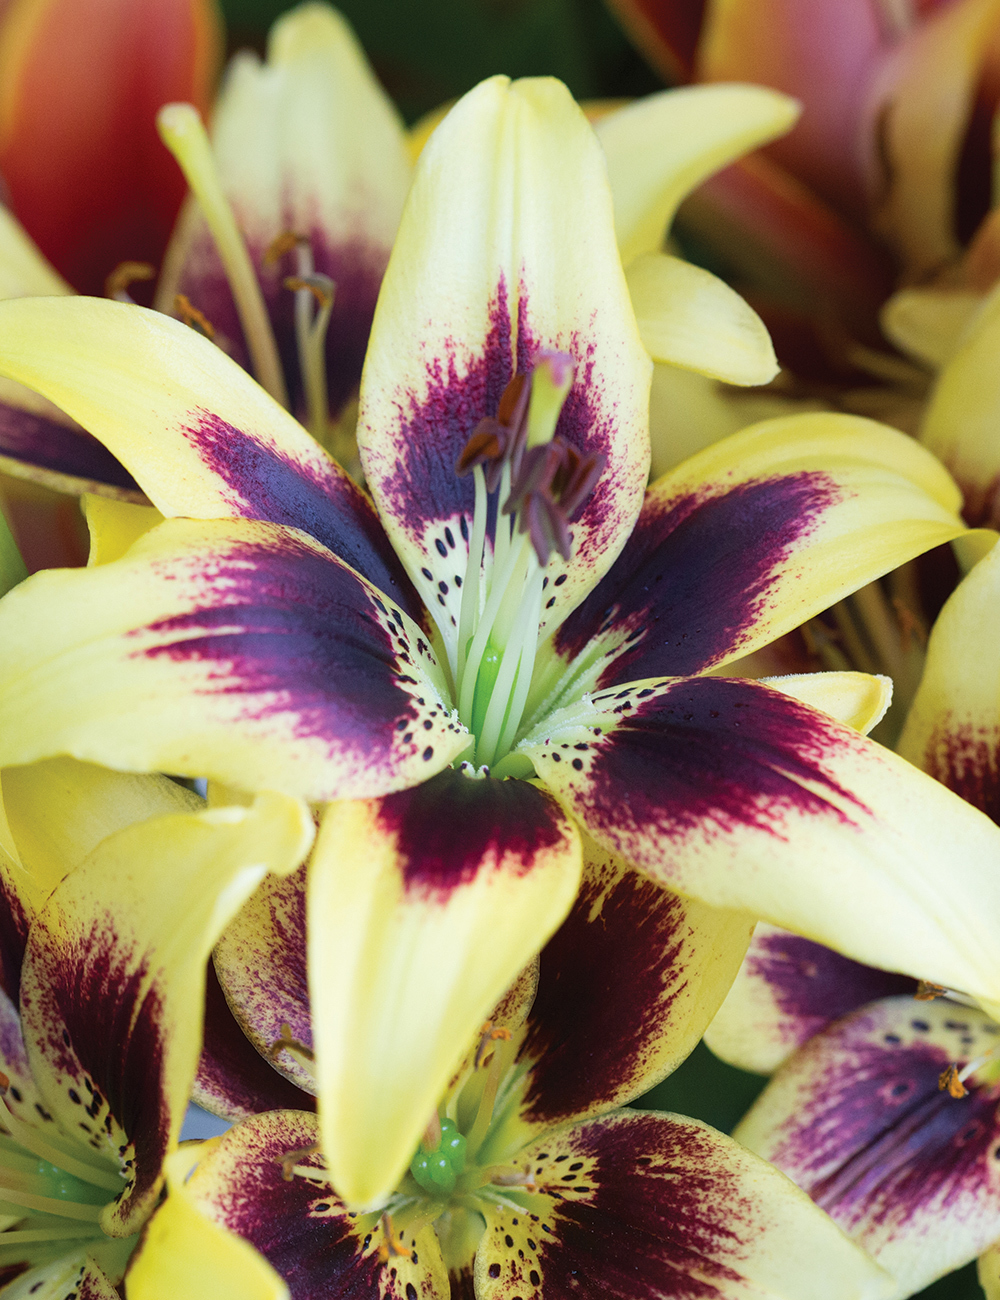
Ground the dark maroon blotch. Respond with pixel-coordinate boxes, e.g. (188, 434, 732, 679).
(374, 768, 564, 901)
(0, 403, 139, 493)
(554, 473, 842, 685)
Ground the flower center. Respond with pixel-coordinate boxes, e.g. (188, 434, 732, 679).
(451, 352, 604, 771)
(0, 1075, 128, 1266)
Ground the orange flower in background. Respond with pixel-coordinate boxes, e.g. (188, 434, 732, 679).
(0, 0, 222, 297)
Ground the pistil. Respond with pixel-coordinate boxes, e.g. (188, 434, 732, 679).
(156, 103, 289, 409)
(452, 352, 602, 769)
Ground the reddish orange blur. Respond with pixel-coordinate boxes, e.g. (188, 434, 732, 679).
(0, 0, 222, 295)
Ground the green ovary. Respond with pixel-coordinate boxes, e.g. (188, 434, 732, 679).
(409, 1118, 467, 1196)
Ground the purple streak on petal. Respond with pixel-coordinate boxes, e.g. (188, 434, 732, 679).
(765, 1003, 1000, 1235)
(192, 1112, 421, 1299)
(0, 402, 139, 493)
(554, 473, 842, 684)
(194, 963, 314, 1123)
(518, 868, 690, 1124)
(512, 1115, 749, 1300)
(376, 281, 625, 561)
(746, 932, 915, 1051)
(181, 410, 421, 620)
(579, 678, 865, 849)
(374, 769, 565, 902)
(174, 227, 388, 420)
(138, 533, 423, 773)
(922, 719, 1000, 825)
(23, 917, 167, 1221)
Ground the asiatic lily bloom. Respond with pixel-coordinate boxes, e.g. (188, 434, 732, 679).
(0, 73, 999, 1211)
(702, 536, 1000, 1298)
(126, 846, 892, 1300)
(0, 752, 313, 1296)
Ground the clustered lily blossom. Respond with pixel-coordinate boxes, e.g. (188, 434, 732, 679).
(0, 1, 997, 1298)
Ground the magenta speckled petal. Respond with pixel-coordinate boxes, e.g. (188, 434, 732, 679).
(186, 1110, 448, 1298)
(737, 996, 1000, 1295)
(706, 925, 915, 1075)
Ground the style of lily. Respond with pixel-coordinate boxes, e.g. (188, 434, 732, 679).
(126, 842, 891, 1300)
(703, 535, 1000, 1299)
(0, 73, 999, 1213)
(0, 752, 313, 1297)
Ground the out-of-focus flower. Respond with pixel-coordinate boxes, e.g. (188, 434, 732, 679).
(705, 536, 1000, 1297)
(0, 756, 311, 1294)
(125, 848, 890, 1300)
(0, 0, 222, 297)
(0, 73, 997, 1214)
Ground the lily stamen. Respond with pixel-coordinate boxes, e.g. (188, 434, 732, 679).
(156, 102, 289, 408)
(268, 1021, 315, 1065)
(377, 1211, 413, 1262)
(474, 1021, 512, 1070)
(278, 1142, 320, 1182)
(175, 293, 216, 341)
(487, 1167, 537, 1192)
(272, 234, 336, 448)
(915, 981, 946, 1001)
(938, 1064, 967, 1098)
(104, 261, 155, 303)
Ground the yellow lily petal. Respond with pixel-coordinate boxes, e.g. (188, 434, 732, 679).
(0, 205, 71, 299)
(1, 757, 201, 922)
(626, 251, 778, 385)
(308, 771, 582, 1207)
(357, 75, 651, 661)
(83, 494, 163, 566)
(125, 1144, 290, 1300)
(2, 1253, 119, 1299)
(762, 671, 892, 736)
(881, 287, 983, 369)
(594, 83, 800, 266)
(921, 279, 1000, 524)
(980, 1241, 1000, 1300)
(20, 790, 313, 1235)
(898, 535, 1000, 807)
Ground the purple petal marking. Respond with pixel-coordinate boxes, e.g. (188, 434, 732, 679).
(374, 280, 627, 567)
(374, 769, 566, 902)
(753, 999, 1000, 1253)
(136, 530, 441, 778)
(922, 718, 1000, 824)
(213, 863, 315, 1095)
(480, 1113, 755, 1300)
(181, 409, 421, 621)
(553, 473, 842, 685)
(567, 677, 864, 853)
(744, 930, 914, 1053)
(517, 865, 693, 1125)
(0, 401, 140, 493)
(194, 963, 314, 1123)
(21, 915, 167, 1222)
(189, 1110, 435, 1299)
(174, 227, 388, 420)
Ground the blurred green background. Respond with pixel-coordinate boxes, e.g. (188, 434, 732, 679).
(214, 5, 987, 1299)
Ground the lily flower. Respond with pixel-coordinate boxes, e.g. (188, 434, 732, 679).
(0, 73, 996, 1211)
(126, 845, 891, 1300)
(0, 754, 313, 1294)
(703, 536, 1000, 1298)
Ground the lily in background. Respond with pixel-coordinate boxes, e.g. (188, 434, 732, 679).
(0, 753, 312, 1297)
(704, 535, 1000, 1299)
(0, 72, 998, 1216)
(126, 836, 890, 1300)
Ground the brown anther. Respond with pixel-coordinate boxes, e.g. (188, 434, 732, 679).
(475, 1021, 512, 1069)
(175, 294, 216, 340)
(105, 261, 156, 302)
(456, 373, 531, 492)
(505, 436, 606, 566)
(264, 230, 305, 265)
(938, 1065, 968, 1099)
(892, 597, 927, 652)
(915, 980, 946, 1002)
(278, 1142, 320, 1181)
(377, 1212, 413, 1263)
(268, 1021, 315, 1063)
(0, 1070, 9, 1093)
(283, 273, 335, 310)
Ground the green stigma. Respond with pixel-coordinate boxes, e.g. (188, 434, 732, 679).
(409, 1117, 467, 1196)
